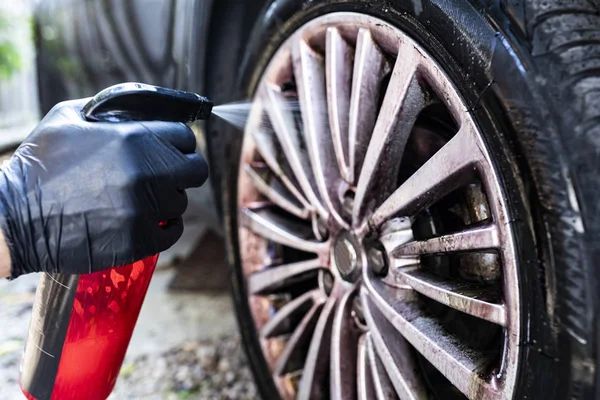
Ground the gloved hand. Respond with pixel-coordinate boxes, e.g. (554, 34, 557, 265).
(0, 99, 208, 278)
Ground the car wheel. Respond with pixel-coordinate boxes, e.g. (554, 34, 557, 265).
(220, 1, 600, 399)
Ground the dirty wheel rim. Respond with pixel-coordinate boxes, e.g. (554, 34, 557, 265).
(237, 12, 520, 400)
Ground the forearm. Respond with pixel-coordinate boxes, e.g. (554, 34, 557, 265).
(0, 228, 11, 278)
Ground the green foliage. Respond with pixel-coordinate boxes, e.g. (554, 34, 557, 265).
(0, 42, 21, 80)
(0, 13, 23, 81)
(175, 390, 199, 400)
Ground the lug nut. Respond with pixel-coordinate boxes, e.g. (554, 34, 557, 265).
(368, 246, 388, 276)
(333, 235, 358, 279)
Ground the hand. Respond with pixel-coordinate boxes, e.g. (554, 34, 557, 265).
(0, 99, 208, 278)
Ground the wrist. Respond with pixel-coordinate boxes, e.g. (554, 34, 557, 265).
(0, 227, 11, 279)
(0, 172, 12, 278)
(0, 169, 24, 278)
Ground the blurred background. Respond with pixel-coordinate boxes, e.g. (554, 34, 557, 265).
(0, 1, 256, 399)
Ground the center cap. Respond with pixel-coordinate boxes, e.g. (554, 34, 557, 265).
(332, 231, 363, 282)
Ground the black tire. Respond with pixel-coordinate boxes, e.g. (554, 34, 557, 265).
(203, 0, 267, 215)
(219, 0, 600, 398)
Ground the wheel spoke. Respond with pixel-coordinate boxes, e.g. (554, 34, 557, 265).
(240, 207, 328, 255)
(348, 28, 390, 184)
(330, 288, 361, 400)
(363, 271, 499, 399)
(248, 259, 322, 295)
(353, 43, 427, 227)
(397, 267, 507, 326)
(244, 164, 310, 219)
(297, 297, 337, 400)
(274, 301, 325, 376)
(262, 290, 325, 338)
(357, 335, 377, 400)
(393, 224, 500, 257)
(262, 84, 328, 220)
(293, 39, 347, 227)
(252, 128, 311, 209)
(366, 334, 400, 400)
(326, 27, 353, 182)
(361, 288, 427, 400)
(370, 125, 483, 228)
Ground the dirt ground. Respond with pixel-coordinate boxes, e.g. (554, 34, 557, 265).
(0, 267, 257, 400)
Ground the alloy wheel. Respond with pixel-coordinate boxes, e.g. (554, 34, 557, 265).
(237, 12, 520, 400)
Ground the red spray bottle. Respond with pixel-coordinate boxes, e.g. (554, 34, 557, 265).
(19, 83, 213, 400)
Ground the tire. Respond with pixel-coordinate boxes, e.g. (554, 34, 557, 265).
(203, 0, 267, 214)
(219, 0, 600, 399)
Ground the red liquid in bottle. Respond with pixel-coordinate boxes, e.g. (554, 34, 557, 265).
(21, 256, 158, 400)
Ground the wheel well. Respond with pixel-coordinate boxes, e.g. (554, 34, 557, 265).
(203, 0, 270, 216)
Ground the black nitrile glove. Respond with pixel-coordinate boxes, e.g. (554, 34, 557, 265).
(0, 99, 208, 278)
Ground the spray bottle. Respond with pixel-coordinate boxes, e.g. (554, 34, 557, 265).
(19, 83, 213, 400)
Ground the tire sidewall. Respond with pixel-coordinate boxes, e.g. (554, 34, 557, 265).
(226, 1, 579, 398)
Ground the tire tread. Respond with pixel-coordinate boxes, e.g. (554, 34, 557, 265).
(500, 0, 600, 397)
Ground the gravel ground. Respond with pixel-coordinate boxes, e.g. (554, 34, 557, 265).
(0, 273, 38, 400)
(110, 336, 257, 400)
